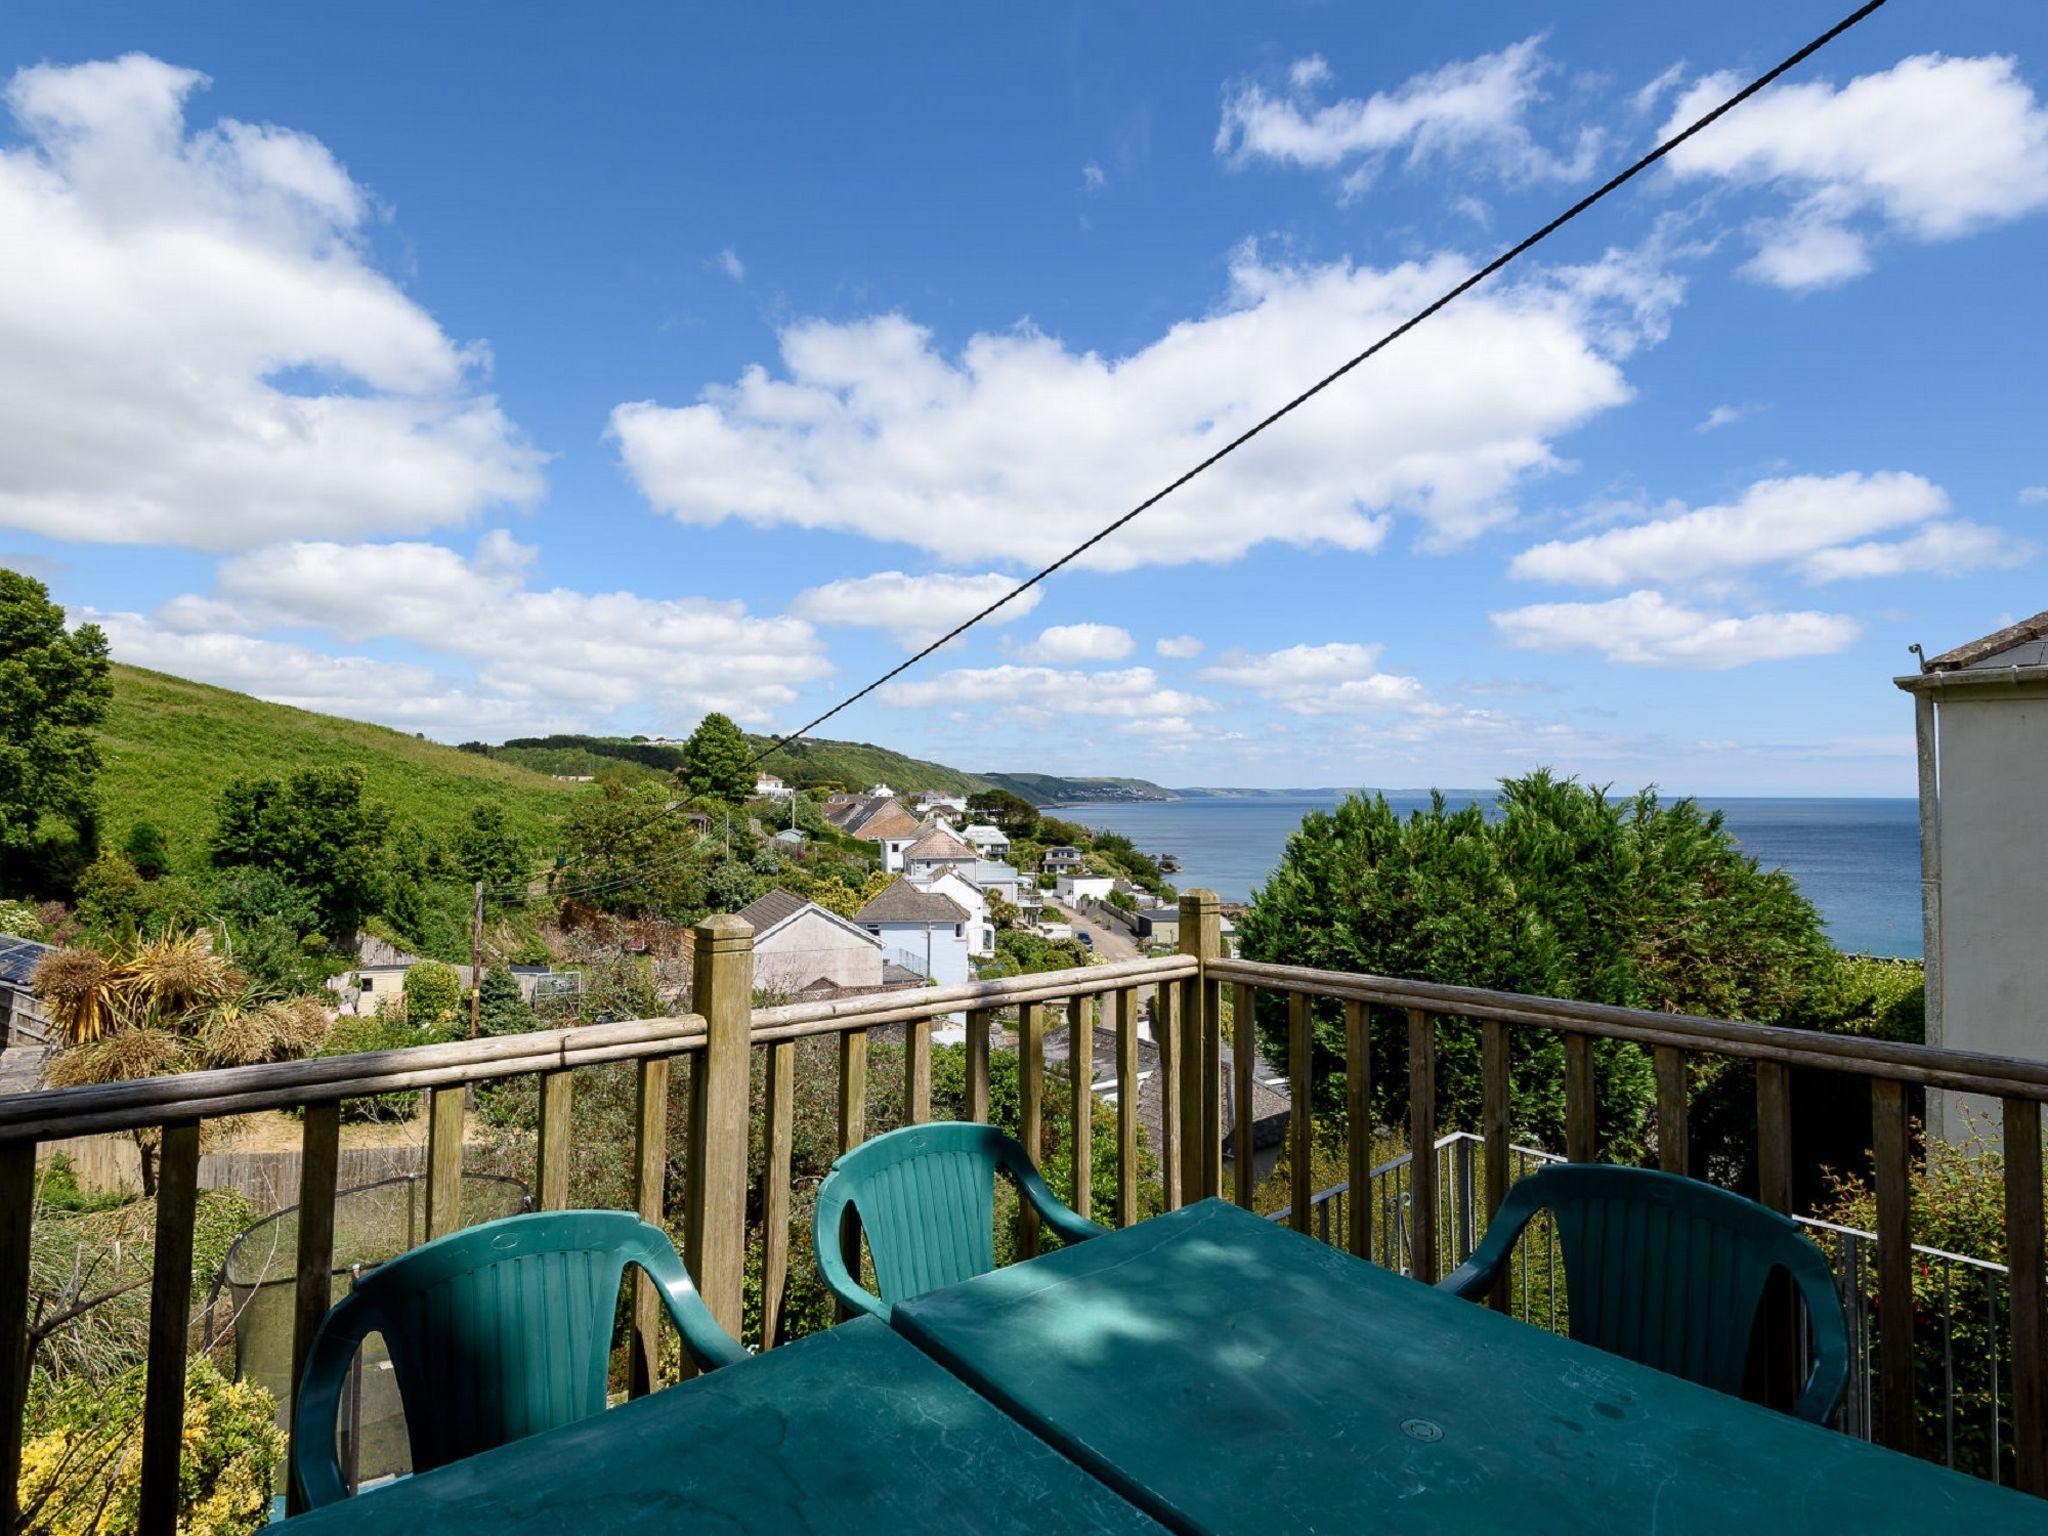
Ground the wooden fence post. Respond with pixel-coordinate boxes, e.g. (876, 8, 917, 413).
(284, 1103, 340, 1515)
(1407, 1012, 1437, 1284)
(685, 915, 752, 1361)
(628, 1055, 670, 1398)
(422, 1086, 465, 1239)
(1179, 889, 1221, 1200)
(0, 1142, 34, 1532)
(138, 1120, 200, 1536)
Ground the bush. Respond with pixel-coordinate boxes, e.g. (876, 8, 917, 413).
(403, 960, 463, 1028)
(122, 820, 171, 881)
(18, 1357, 283, 1536)
(316, 1006, 433, 1121)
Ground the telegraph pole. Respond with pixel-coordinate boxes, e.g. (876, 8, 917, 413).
(469, 880, 484, 1037)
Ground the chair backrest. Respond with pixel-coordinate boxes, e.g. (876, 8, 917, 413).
(1516, 1165, 1844, 1409)
(293, 1210, 685, 1504)
(816, 1122, 1025, 1307)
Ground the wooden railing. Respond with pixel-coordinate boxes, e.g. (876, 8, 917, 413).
(4, 888, 2047, 1530)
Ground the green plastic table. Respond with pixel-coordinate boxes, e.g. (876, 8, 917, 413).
(279, 1316, 1164, 1534)
(894, 1198, 2048, 1535)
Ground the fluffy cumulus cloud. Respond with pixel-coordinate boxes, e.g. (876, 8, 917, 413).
(1215, 38, 1601, 201)
(1201, 642, 1430, 715)
(1507, 471, 2020, 586)
(789, 570, 1038, 648)
(1660, 53, 2048, 289)
(1155, 635, 1204, 660)
(612, 244, 1672, 567)
(132, 532, 831, 730)
(0, 55, 541, 549)
(1014, 623, 1133, 664)
(875, 664, 1211, 726)
(1491, 591, 1861, 668)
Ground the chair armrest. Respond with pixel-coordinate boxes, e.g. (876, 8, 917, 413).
(292, 1294, 375, 1510)
(636, 1242, 750, 1371)
(811, 1184, 890, 1321)
(1784, 1236, 1851, 1424)
(1433, 1178, 1545, 1301)
(1008, 1155, 1112, 1248)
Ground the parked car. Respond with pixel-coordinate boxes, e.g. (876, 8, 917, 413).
(1077, 931, 1092, 949)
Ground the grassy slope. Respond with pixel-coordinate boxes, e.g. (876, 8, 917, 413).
(745, 735, 998, 797)
(98, 666, 588, 878)
(983, 772, 1178, 805)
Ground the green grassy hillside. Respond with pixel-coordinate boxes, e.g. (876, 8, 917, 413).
(750, 734, 997, 796)
(982, 773, 1178, 806)
(98, 666, 589, 877)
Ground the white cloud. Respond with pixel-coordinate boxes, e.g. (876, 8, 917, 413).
(1216, 37, 1602, 200)
(1155, 635, 1204, 660)
(1694, 402, 1760, 433)
(160, 534, 832, 726)
(1491, 591, 1861, 668)
(0, 55, 541, 549)
(2021, 487, 2048, 505)
(1661, 53, 2048, 290)
(789, 570, 1038, 648)
(612, 243, 1669, 566)
(1081, 162, 1106, 192)
(716, 247, 745, 282)
(1015, 623, 1133, 664)
(1802, 520, 2031, 583)
(1201, 641, 1429, 714)
(876, 664, 1212, 725)
(1508, 472, 1947, 586)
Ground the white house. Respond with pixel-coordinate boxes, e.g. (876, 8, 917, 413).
(1042, 845, 1084, 872)
(961, 823, 1011, 858)
(915, 792, 969, 817)
(902, 826, 979, 880)
(753, 773, 793, 800)
(737, 889, 924, 999)
(1054, 874, 1116, 905)
(867, 781, 895, 799)
(855, 878, 971, 991)
(960, 860, 1023, 908)
(911, 867, 995, 958)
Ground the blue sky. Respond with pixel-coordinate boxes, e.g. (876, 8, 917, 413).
(3, 1, 2044, 794)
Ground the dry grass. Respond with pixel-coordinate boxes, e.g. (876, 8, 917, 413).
(31, 948, 118, 1045)
(42, 1029, 189, 1088)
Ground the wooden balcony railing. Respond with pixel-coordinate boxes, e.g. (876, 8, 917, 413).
(3, 889, 2045, 1533)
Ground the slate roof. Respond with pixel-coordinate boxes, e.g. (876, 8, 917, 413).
(854, 877, 969, 925)
(903, 828, 976, 862)
(736, 888, 809, 936)
(0, 934, 54, 988)
(961, 860, 1021, 885)
(1924, 608, 2048, 672)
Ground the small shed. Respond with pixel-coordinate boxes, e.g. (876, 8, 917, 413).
(0, 934, 57, 1046)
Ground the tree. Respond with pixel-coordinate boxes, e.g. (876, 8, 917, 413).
(123, 819, 170, 880)
(0, 569, 112, 879)
(704, 859, 761, 914)
(452, 803, 528, 904)
(72, 851, 148, 942)
(403, 961, 463, 1029)
(556, 780, 704, 919)
(968, 790, 1039, 841)
(209, 765, 392, 935)
(477, 964, 537, 1036)
(679, 712, 756, 805)
(1238, 772, 1837, 1165)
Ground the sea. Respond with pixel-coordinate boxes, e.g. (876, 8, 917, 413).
(1059, 794, 1924, 960)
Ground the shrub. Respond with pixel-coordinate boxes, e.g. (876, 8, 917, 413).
(122, 820, 170, 881)
(403, 960, 463, 1027)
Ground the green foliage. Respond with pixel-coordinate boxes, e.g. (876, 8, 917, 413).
(212, 866, 320, 938)
(0, 568, 112, 884)
(1811, 953, 1927, 1042)
(477, 964, 537, 1036)
(981, 929, 1091, 978)
(556, 779, 706, 919)
(679, 712, 757, 805)
(981, 773, 1175, 806)
(704, 859, 762, 914)
(122, 820, 170, 881)
(967, 789, 1039, 840)
(1239, 772, 1838, 1164)
(316, 1007, 435, 1121)
(32, 1154, 130, 1215)
(451, 803, 529, 905)
(403, 960, 463, 1027)
(73, 852, 148, 943)
(209, 765, 393, 936)
(751, 734, 994, 799)
(0, 897, 49, 938)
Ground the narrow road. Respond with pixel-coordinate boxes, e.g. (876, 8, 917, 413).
(1043, 898, 1141, 962)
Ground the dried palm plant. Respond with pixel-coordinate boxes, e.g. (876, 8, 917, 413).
(31, 948, 120, 1046)
(119, 931, 231, 1026)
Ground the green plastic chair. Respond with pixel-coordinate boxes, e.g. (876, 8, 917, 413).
(1438, 1164, 1849, 1422)
(813, 1122, 1110, 1320)
(292, 1209, 746, 1508)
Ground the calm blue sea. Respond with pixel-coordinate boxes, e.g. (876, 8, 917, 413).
(1061, 794, 1924, 959)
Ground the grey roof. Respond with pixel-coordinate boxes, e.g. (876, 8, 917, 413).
(1925, 609, 2048, 672)
(962, 860, 1020, 884)
(903, 827, 975, 862)
(854, 877, 969, 925)
(736, 888, 809, 935)
(0, 934, 54, 988)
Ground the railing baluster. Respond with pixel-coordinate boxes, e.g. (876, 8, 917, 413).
(759, 1040, 795, 1349)
(1115, 987, 1140, 1227)
(1, 1141, 35, 1531)
(285, 1101, 340, 1515)
(1408, 1010, 1438, 1284)
(1233, 981, 1257, 1209)
(138, 1119, 200, 1536)
(835, 1027, 870, 1310)
(1289, 992, 1312, 1234)
(1345, 999, 1371, 1262)
(2003, 1095, 2046, 1493)
(1156, 980, 1182, 1211)
(423, 1084, 465, 1238)
(1564, 1032, 1596, 1163)
(1653, 1045, 1688, 1175)
(684, 915, 751, 1356)
(1177, 891, 1221, 1202)
(1755, 1060, 1798, 1411)
(1018, 1002, 1045, 1256)
(1069, 994, 1093, 1220)
(965, 1008, 991, 1123)
(1481, 1019, 1510, 1311)
(629, 1057, 670, 1395)
(906, 1016, 933, 1124)
(1872, 1077, 1917, 1455)
(536, 1069, 573, 1210)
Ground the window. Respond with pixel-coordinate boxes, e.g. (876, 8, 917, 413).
(359, 977, 373, 992)
(954, 924, 963, 938)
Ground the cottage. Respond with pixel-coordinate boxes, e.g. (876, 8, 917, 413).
(854, 878, 971, 990)
(902, 826, 979, 879)
(959, 860, 1023, 908)
(909, 867, 995, 957)
(1042, 845, 1084, 872)
(1134, 905, 1180, 946)
(736, 889, 923, 999)
(753, 773, 792, 800)
(914, 792, 969, 817)
(1054, 873, 1116, 905)
(960, 823, 1011, 859)
(325, 936, 552, 1015)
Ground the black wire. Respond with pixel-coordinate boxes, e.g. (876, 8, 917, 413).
(748, 0, 1892, 769)
(509, 0, 1891, 902)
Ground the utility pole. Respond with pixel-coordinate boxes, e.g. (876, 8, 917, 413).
(469, 880, 483, 1038)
